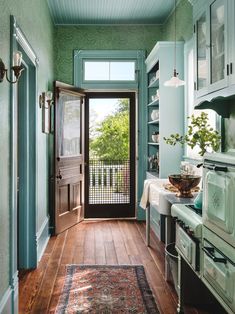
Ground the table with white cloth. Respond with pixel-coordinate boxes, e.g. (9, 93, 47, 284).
(140, 178, 196, 281)
(140, 178, 174, 246)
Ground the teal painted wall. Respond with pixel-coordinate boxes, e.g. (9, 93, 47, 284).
(54, 25, 163, 84)
(0, 0, 54, 304)
(163, 0, 193, 42)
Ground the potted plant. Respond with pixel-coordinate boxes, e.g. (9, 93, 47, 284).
(164, 112, 221, 206)
(164, 112, 221, 156)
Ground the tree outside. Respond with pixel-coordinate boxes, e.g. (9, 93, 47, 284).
(90, 99, 129, 160)
(89, 98, 130, 196)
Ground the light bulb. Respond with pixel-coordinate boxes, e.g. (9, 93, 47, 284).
(164, 69, 185, 88)
(13, 51, 22, 67)
(46, 91, 53, 100)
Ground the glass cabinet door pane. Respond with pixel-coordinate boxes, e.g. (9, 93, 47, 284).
(210, 0, 225, 84)
(197, 13, 207, 90)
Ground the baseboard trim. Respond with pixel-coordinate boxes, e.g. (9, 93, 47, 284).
(12, 271, 18, 314)
(36, 216, 50, 262)
(0, 286, 13, 314)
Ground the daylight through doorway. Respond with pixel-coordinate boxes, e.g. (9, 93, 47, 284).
(85, 92, 136, 218)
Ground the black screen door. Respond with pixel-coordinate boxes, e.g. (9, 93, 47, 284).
(84, 92, 136, 218)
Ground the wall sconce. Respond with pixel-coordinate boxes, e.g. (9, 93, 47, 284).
(39, 91, 53, 134)
(39, 91, 53, 109)
(0, 51, 24, 84)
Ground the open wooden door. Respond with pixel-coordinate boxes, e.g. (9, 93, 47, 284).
(54, 81, 85, 234)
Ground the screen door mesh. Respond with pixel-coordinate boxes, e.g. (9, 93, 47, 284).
(89, 159, 130, 204)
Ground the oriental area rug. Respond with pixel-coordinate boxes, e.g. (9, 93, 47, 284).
(54, 265, 160, 314)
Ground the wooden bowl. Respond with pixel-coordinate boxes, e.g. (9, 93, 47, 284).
(168, 174, 201, 198)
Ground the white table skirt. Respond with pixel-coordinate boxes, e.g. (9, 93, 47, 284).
(140, 178, 173, 215)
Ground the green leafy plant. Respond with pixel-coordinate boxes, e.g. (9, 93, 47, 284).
(164, 112, 221, 156)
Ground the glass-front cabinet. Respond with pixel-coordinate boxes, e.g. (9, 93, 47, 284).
(195, 0, 229, 98)
(196, 12, 208, 94)
(210, 0, 227, 88)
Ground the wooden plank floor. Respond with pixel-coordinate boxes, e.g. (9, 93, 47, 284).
(19, 220, 209, 314)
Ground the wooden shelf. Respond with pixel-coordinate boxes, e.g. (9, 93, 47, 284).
(148, 142, 159, 146)
(147, 171, 159, 178)
(148, 78, 159, 88)
(147, 99, 159, 107)
(148, 119, 159, 124)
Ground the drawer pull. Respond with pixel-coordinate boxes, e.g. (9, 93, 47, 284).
(203, 165, 228, 172)
(203, 247, 227, 264)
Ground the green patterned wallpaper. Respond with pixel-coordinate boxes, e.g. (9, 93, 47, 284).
(163, 0, 193, 42)
(54, 1, 194, 84)
(0, 0, 54, 300)
(54, 25, 163, 84)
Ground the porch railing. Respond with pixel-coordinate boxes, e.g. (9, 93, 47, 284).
(88, 159, 130, 204)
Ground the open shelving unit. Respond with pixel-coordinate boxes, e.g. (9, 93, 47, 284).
(145, 41, 185, 179)
(147, 61, 160, 176)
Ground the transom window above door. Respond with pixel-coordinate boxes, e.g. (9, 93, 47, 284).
(74, 50, 144, 90)
(84, 61, 136, 81)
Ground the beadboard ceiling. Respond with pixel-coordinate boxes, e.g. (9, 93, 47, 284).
(47, 0, 175, 25)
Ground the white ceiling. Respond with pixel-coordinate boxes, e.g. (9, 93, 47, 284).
(47, 0, 176, 25)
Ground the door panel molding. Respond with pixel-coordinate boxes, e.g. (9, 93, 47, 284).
(53, 81, 85, 234)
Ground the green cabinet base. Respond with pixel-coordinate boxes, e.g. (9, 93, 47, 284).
(150, 204, 165, 243)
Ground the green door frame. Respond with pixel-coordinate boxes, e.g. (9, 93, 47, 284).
(9, 15, 39, 311)
(73, 49, 148, 220)
(17, 51, 37, 268)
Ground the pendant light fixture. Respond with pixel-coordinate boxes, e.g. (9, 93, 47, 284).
(164, 0, 185, 88)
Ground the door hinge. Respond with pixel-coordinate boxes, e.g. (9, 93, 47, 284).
(227, 64, 230, 76)
(230, 63, 233, 75)
(194, 24, 196, 33)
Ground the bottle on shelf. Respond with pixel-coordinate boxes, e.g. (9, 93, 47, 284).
(148, 152, 159, 172)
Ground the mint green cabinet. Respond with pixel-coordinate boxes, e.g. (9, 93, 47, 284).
(145, 42, 184, 178)
(195, 10, 208, 96)
(194, 0, 230, 97)
(194, 0, 235, 101)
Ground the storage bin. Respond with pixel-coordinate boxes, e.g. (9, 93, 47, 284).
(165, 242, 179, 294)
